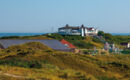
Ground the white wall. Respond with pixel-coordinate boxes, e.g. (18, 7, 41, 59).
(128, 43, 130, 48)
(81, 28, 84, 37)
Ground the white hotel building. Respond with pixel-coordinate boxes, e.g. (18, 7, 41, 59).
(58, 24, 98, 37)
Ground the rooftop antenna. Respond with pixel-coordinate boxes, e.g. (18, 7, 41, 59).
(81, 24, 85, 28)
(66, 24, 69, 27)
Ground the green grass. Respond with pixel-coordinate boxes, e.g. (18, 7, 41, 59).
(121, 49, 130, 54)
(0, 42, 129, 80)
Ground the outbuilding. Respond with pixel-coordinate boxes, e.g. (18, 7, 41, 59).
(60, 39, 79, 53)
(0, 39, 70, 51)
(120, 42, 130, 48)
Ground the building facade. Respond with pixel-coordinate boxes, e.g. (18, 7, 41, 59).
(120, 42, 130, 48)
(58, 24, 98, 37)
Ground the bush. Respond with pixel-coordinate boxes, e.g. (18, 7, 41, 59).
(97, 76, 117, 80)
(0, 58, 42, 68)
(47, 33, 85, 41)
(0, 36, 20, 39)
(46, 33, 63, 40)
(92, 37, 103, 43)
(71, 41, 94, 49)
(98, 31, 105, 37)
(109, 62, 129, 69)
(64, 35, 85, 41)
(121, 49, 130, 54)
(83, 50, 93, 54)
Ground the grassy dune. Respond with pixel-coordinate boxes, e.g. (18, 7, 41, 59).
(0, 42, 129, 80)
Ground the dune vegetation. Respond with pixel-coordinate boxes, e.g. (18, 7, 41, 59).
(1, 32, 130, 49)
(0, 42, 129, 80)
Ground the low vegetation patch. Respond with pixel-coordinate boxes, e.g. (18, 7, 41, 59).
(0, 42, 129, 80)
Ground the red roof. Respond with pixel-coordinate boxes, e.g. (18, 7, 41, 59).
(60, 39, 76, 49)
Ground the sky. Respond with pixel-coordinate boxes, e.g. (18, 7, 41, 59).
(0, 0, 130, 33)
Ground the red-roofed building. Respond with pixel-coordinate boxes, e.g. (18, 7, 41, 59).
(60, 39, 76, 49)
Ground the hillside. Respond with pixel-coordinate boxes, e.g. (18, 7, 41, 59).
(0, 32, 106, 49)
(0, 42, 129, 80)
(46, 33, 104, 49)
(1, 32, 130, 49)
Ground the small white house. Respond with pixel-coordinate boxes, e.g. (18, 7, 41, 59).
(58, 24, 98, 37)
(120, 42, 130, 48)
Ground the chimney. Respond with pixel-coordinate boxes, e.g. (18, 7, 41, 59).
(66, 24, 69, 27)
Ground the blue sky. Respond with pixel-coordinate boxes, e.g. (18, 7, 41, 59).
(0, 0, 130, 33)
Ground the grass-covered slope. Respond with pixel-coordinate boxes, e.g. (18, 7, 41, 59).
(1, 32, 130, 49)
(46, 33, 104, 49)
(0, 35, 52, 39)
(0, 42, 129, 80)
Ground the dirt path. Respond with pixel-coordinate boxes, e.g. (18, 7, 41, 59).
(3, 73, 23, 78)
(0, 71, 25, 78)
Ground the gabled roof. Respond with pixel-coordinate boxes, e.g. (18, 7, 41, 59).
(59, 26, 80, 30)
(60, 39, 76, 49)
(0, 43, 4, 49)
(0, 39, 70, 51)
(59, 24, 96, 30)
(120, 42, 129, 45)
(86, 27, 95, 31)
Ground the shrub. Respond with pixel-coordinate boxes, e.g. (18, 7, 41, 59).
(83, 50, 93, 54)
(97, 76, 117, 80)
(72, 41, 94, 49)
(46, 33, 63, 40)
(0, 36, 20, 39)
(121, 49, 130, 54)
(0, 58, 42, 68)
(92, 37, 102, 43)
(98, 31, 105, 37)
(108, 62, 129, 69)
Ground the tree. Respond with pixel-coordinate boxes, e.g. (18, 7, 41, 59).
(98, 31, 105, 37)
